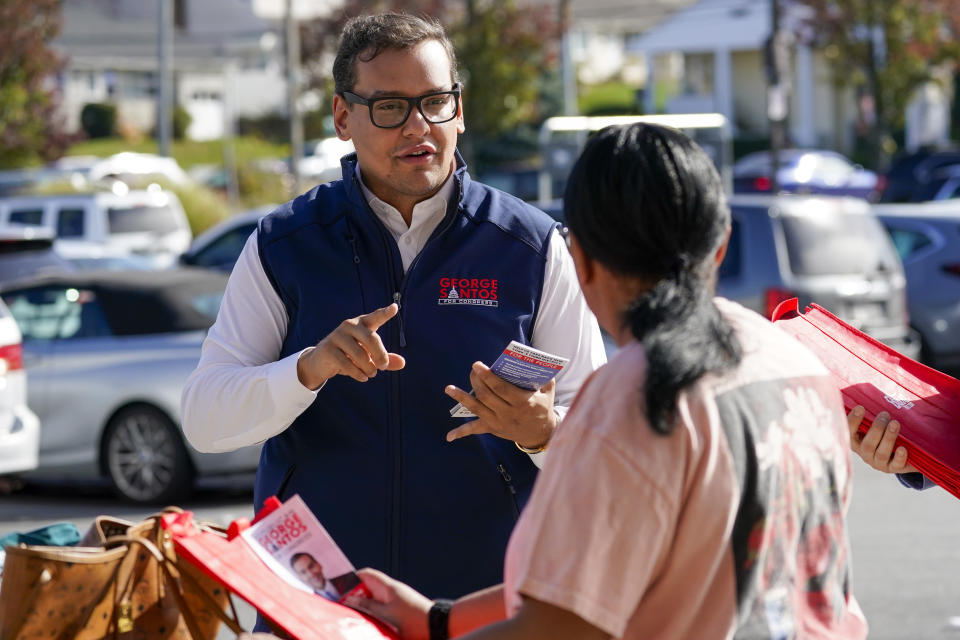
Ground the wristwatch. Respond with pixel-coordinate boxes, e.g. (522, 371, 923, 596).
(428, 598, 454, 640)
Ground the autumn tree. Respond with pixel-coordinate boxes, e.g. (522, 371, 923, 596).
(0, 0, 72, 168)
(802, 0, 960, 164)
(299, 0, 559, 168)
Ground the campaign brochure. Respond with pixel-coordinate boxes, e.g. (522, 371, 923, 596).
(240, 494, 364, 604)
(450, 340, 570, 418)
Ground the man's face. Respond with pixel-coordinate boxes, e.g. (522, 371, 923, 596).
(292, 555, 326, 590)
(333, 39, 465, 215)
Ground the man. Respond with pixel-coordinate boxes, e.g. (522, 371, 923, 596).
(181, 13, 604, 599)
(289, 552, 356, 601)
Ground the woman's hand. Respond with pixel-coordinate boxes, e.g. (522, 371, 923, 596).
(847, 406, 918, 474)
(353, 568, 434, 640)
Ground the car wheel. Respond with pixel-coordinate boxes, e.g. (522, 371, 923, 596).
(102, 405, 194, 504)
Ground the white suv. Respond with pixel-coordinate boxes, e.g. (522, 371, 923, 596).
(0, 189, 193, 267)
(0, 296, 39, 475)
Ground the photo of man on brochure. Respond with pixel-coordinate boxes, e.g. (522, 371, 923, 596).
(241, 495, 364, 604)
(289, 551, 362, 601)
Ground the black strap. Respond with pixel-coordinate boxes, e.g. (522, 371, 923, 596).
(428, 598, 454, 640)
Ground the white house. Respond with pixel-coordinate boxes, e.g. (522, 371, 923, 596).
(55, 0, 288, 141)
(627, 0, 859, 153)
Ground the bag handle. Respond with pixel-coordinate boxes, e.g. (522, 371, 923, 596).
(106, 535, 245, 639)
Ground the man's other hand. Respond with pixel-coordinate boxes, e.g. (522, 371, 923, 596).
(444, 362, 558, 450)
(297, 304, 405, 390)
(848, 405, 918, 474)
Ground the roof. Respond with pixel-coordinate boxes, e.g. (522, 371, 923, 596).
(56, 0, 272, 70)
(627, 0, 771, 53)
(2, 267, 228, 336)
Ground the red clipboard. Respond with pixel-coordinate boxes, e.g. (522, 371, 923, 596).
(161, 498, 399, 640)
(771, 298, 960, 498)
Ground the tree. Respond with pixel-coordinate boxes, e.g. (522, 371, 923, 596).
(299, 0, 559, 168)
(801, 0, 960, 165)
(0, 0, 72, 168)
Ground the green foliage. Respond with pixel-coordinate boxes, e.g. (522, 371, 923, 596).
(578, 82, 641, 116)
(80, 103, 117, 139)
(803, 0, 960, 161)
(237, 165, 290, 209)
(0, 0, 72, 167)
(172, 105, 192, 140)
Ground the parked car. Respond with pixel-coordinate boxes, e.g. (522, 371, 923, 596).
(0, 296, 40, 476)
(718, 194, 919, 359)
(180, 206, 273, 272)
(299, 137, 354, 183)
(873, 201, 960, 374)
(0, 189, 192, 267)
(733, 149, 879, 199)
(877, 148, 960, 203)
(0, 227, 74, 283)
(887, 163, 960, 202)
(0, 268, 260, 503)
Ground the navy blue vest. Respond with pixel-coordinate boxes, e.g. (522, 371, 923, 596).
(254, 154, 557, 598)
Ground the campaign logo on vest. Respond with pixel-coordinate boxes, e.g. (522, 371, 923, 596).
(438, 277, 499, 307)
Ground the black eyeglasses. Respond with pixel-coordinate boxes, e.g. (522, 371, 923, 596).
(341, 83, 462, 129)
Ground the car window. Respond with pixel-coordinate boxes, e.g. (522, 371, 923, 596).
(191, 223, 257, 268)
(108, 204, 181, 234)
(779, 212, 898, 276)
(718, 216, 742, 280)
(9, 208, 44, 226)
(56, 207, 86, 238)
(885, 227, 933, 261)
(3, 287, 111, 341)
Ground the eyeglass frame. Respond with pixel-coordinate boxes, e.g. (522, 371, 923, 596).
(339, 83, 463, 129)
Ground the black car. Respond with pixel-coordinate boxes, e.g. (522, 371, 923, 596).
(879, 148, 960, 203)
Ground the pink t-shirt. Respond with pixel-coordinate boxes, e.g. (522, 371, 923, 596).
(503, 299, 867, 640)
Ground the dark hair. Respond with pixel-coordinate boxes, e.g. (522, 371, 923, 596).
(290, 552, 315, 568)
(333, 13, 460, 95)
(564, 123, 742, 435)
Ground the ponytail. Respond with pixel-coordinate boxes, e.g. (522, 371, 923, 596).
(625, 266, 741, 434)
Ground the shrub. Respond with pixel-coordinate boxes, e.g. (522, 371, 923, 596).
(172, 105, 192, 140)
(80, 103, 117, 139)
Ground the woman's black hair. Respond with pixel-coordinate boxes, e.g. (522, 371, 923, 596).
(563, 123, 742, 435)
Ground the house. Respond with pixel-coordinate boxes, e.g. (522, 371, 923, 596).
(55, 0, 287, 140)
(627, 0, 859, 153)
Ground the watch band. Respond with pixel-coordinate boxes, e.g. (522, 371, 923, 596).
(428, 598, 454, 640)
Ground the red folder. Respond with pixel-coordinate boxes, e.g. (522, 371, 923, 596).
(771, 298, 960, 498)
(161, 499, 399, 640)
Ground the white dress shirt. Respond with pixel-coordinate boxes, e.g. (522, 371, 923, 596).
(181, 173, 606, 466)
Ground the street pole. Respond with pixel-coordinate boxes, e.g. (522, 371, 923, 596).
(285, 0, 304, 196)
(157, 0, 173, 157)
(768, 0, 784, 194)
(559, 0, 577, 115)
(223, 61, 240, 210)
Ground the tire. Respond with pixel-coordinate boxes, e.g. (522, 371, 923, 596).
(102, 405, 194, 504)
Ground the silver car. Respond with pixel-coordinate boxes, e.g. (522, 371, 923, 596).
(718, 195, 919, 359)
(874, 201, 960, 374)
(1, 268, 260, 503)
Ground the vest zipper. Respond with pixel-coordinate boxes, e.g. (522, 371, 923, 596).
(497, 463, 521, 516)
(346, 228, 366, 312)
(393, 291, 406, 347)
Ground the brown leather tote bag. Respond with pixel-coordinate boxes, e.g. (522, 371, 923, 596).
(0, 510, 242, 640)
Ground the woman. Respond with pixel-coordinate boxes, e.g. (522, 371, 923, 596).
(334, 124, 869, 638)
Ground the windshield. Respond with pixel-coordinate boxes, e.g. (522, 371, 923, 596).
(107, 205, 181, 235)
(779, 212, 899, 276)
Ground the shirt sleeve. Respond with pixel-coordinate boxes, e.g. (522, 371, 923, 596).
(180, 231, 319, 453)
(527, 229, 606, 467)
(505, 400, 677, 638)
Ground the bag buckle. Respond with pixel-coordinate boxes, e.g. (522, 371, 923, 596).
(118, 600, 133, 633)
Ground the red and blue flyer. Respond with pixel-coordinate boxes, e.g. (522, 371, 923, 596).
(450, 340, 569, 418)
